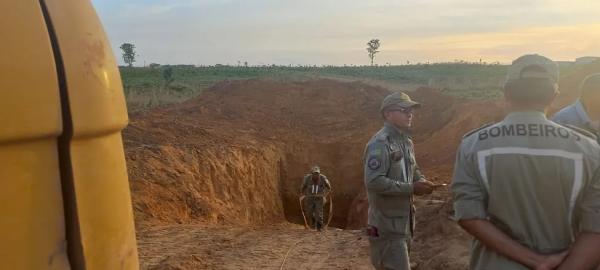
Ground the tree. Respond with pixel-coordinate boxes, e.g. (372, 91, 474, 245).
(119, 43, 136, 67)
(162, 66, 174, 87)
(366, 39, 380, 66)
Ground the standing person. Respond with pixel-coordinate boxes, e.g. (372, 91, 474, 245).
(552, 73, 600, 143)
(300, 166, 331, 231)
(363, 92, 435, 269)
(452, 54, 600, 270)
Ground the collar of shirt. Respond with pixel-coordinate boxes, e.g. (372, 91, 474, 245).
(384, 121, 411, 139)
(504, 111, 547, 122)
(574, 99, 594, 127)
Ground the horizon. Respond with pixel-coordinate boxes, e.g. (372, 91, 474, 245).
(91, 0, 600, 67)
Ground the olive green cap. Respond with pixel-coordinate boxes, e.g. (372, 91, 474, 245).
(311, 166, 321, 174)
(380, 92, 421, 112)
(506, 54, 559, 84)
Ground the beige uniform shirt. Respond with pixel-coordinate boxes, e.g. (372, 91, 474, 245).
(300, 174, 331, 196)
(452, 111, 600, 270)
(364, 122, 425, 237)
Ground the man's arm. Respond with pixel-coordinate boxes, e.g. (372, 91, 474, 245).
(557, 167, 600, 269)
(364, 142, 413, 196)
(409, 140, 426, 182)
(459, 219, 567, 269)
(413, 164, 425, 182)
(556, 233, 600, 270)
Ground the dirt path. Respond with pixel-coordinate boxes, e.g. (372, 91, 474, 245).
(138, 223, 371, 270)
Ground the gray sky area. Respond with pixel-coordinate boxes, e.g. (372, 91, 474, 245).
(91, 0, 600, 66)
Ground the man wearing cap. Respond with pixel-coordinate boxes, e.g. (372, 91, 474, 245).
(363, 91, 435, 269)
(300, 166, 331, 231)
(452, 54, 600, 270)
(553, 73, 600, 144)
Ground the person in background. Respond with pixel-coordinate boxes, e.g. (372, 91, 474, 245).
(552, 73, 600, 143)
(363, 91, 434, 269)
(300, 166, 331, 231)
(452, 54, 600, 270)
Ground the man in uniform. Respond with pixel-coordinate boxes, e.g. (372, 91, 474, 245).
(300, 166, 331, 231)
(452, 54, 600, 270)
(363, 92, 435, 269)
(552, 73, 600, 143)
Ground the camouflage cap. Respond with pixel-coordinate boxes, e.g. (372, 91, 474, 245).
(380, 92, 421, 112)
(311, 166, 321, 174)
(506, 54, 559, 84)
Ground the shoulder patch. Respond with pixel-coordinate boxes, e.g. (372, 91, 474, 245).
(367, 157, 381, 170)
(463, 122, 495, 139)
(563, 124, 598, 141)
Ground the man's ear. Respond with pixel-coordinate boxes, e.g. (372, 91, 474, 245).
(382, 110, 391, 120)
(545, 84, 559, 106)
(550, 87, 559, 102)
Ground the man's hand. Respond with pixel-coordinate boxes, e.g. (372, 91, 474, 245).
(459, 219, 570, 270)
(535, 250, 569, 270)
(414, 180, 434, 195)
(556, 232, 600, 270)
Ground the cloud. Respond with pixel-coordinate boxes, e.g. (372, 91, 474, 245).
(92, 0, 600, 65)
(384, 24, 600, 62)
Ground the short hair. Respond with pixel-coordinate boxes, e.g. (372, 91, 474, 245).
(504, 66, 558, 105)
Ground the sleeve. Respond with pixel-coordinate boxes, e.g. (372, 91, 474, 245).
(579, 166, 600, 233)
(451, 141, 488, 220)
(413, 160, 426, 182)
(410, 140, 426, 182)
(364, 140, 413, 196)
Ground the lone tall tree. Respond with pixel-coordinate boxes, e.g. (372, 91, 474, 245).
(366, 39, 380, 66)
(120, 43, 136, 67)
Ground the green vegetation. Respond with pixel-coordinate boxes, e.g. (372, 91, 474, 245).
(120, 62, 580, 112)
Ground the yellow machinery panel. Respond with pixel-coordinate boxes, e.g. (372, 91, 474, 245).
(0, 1, 70, 269)
(42, 0, 140, 269)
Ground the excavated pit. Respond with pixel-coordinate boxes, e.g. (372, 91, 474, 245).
(123, 79, 507, 230)
(124, 64, 600, 269)
(124, 79, 388, 228)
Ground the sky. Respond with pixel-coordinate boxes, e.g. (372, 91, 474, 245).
(91, 0, 600, 66)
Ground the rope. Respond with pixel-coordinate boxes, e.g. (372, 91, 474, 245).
(278, 236, 305, 270)
(299, 191, 334, 230)
(299, 195, 309, 229)
(325, 194, 333, 228)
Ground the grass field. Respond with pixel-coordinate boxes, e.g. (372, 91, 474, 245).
(120, 63, 580, 112)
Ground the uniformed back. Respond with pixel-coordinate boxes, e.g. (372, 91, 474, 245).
(460, 111, 600, 254)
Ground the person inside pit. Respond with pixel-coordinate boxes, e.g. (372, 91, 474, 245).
(300, 166, 332, 231)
